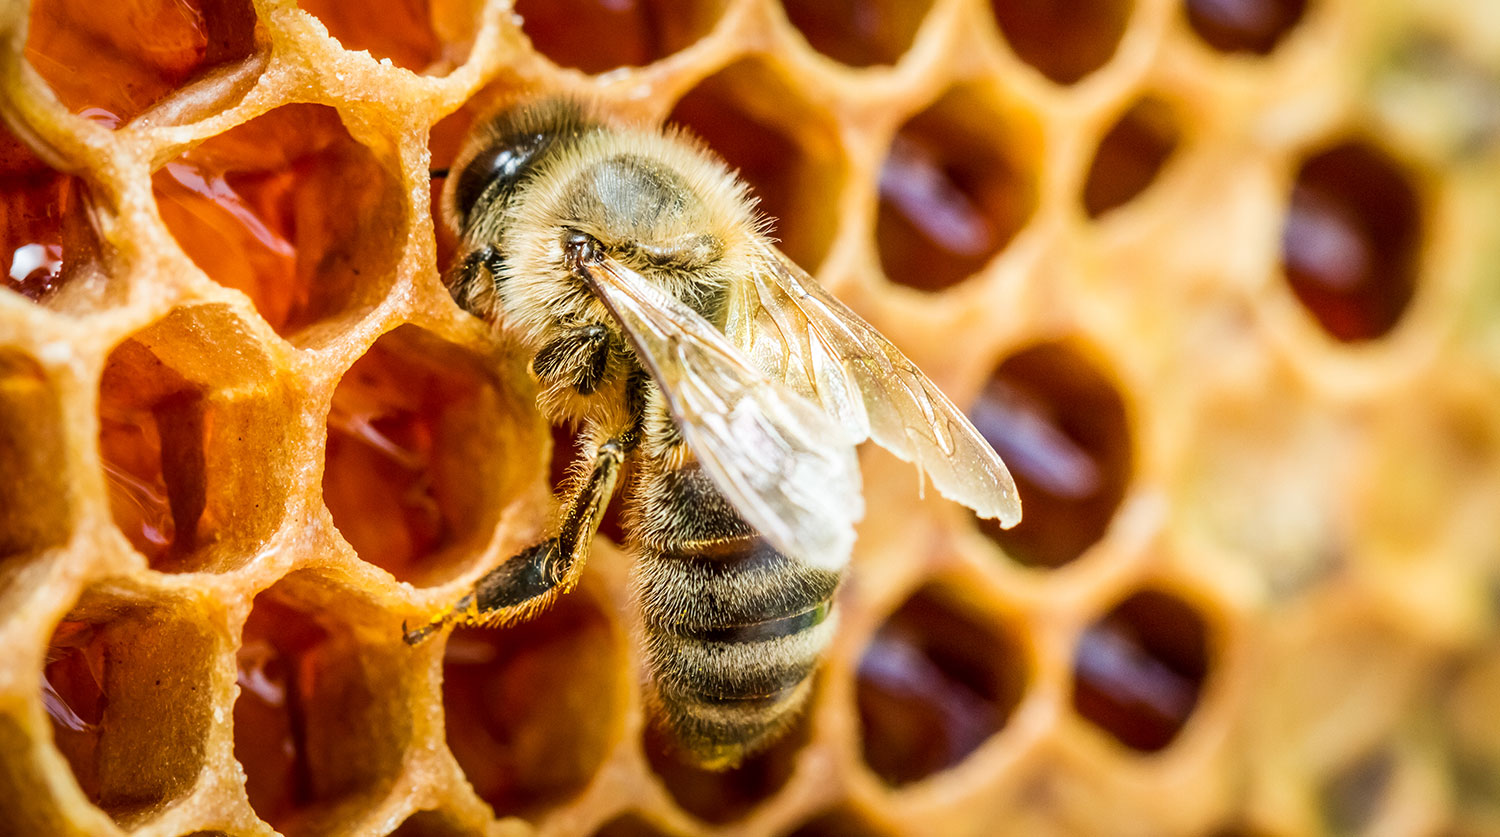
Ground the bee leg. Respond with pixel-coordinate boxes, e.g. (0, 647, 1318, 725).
(532, 324, 610, 395)
(402, 436, 624, 644)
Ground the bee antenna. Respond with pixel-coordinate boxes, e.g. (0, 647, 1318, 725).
(430, 168, 450, 179)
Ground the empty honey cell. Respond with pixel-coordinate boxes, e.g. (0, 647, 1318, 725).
(780, 0, 934, 68)
(856, 585, 1027, 787)
(1083, 96, 1180, 218)
(98, 307, 291, 573)
(592, 814, 682, 837)
(1281, 141, 1422, 343)
(152, 104, 403, 343)
(989, 0, 1131, 85)
(0, 125, 101, 305)
(295, 0, 475, 74)
(324, 325, 537, 586)
(234, 575, 410, 835)
(644, 713, 808, 825)
(1071, 590, 1210, 753)
(669, 59, 844, 272)
(1185, 0, 1308, 56)
(970, 342, 1131, 568)
(0, 351, 69, 574)
(385, 809, 473, 837)
(42, 595, 217, 826)
(876, 85, 1039, 292)
(441, 590, 620, 818)
(785, 806, 898, 836)
(514, 0, 726, 74)
(25, 0, 259, 127)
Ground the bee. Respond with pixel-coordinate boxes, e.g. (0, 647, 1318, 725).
(406, 97, 1021, 769)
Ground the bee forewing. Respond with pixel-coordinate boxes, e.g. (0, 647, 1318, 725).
(726, 246, 1022, 528)
(578, 254, 863, 570)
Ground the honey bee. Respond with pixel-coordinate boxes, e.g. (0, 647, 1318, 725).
(407, 97, 1021, 768)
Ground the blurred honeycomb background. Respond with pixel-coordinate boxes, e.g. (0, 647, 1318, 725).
(2, 0, 1499, 834)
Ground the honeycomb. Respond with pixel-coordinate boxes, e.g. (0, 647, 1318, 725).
(2, 0, 1499, 834)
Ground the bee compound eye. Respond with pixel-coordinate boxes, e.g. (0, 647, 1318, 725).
(452, 133, 547, 226)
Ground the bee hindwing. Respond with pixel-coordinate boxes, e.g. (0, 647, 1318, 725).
(577, 254, 863, 570)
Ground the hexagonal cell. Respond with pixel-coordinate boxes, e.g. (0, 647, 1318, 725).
(876, 85, 1040, 292)
(42, 592, 218, 825)
(1083, 96, 1180, 218)
(644, 711, 809, 824)
(386, 809, 473, 837)
(98, 307, 292, 573)
(1280, 141, 1422, 343)
(969, 342, 1132, 568)
(856, 585, 1028, 787)
(295, 0, 478, 74)
(0, 126, 104, 306)
(780, 0, 935, 68)
(441, 589, 620, 818)
(234, 574, 411, 835)
(989, 0, 1132, 85)
(785, 806, 899, 837)
(25, 0, 260, 127)
(152, 104, 404, 343)
(1320, 749, 1393, 835)
(670, 59, 845, 272)
(592, 814, 683, 837)
(1185, 0, 1308, 55)
(515, 0, 726, 74)
(1071, 590, 1210, 752)
(324, 325, 538, 586)
(0, 351, 70, 574)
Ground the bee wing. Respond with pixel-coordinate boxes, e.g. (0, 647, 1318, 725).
(725, 245, 1021, 527)
(576, 253, 863, 570)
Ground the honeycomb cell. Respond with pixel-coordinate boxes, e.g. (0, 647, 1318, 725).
(386, 809, 472, 837)
(1320, 749, 1393, 835)
(970, 343, 1131, 568)
(592, 814, 682, 837)
(876, 85, 1040, 292)
(1280, 141, 1422, 343)
(25, 0, 260, 127)
(1083, 96, 1180, 218)
(1071, 590, 1210, 752)
(325, 325, 537, 586)
(856, 585, 1028, 787)
(43, 595, 217, 824)
(0, 352, 69, 575)
(152, 104, 404, 342)
(515, 0, 725, 74)
(234, 575, 411, 835)
(1185, 0, 1308, 55)
(644, 713, 808, 824)
(780, 0, 934, 68)
(295, 0, 477, 74)
(98, 307, 292, 573)
(670, 59, 844, 272)
(989, 0, 1132, 85)
(0, 126, 103, 305)
(785, 806, 899, 836)
(441, 590, 620, 818)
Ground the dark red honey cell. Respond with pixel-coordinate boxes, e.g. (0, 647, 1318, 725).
(1071, 590, 1210, 752)
(515, 0, 726, 74)
(1083, 97, 1180, 218)
(785, 806, 900, 837)
(1280, 141, 1422, 342)
(295, 0, 477, 73)
(43, 603, 215, 823)
(877, 87, 1037, 291)
(644, 711, 809, 825)
(856, 586, 1027, 786)
(989, 0, 1132, 85)
(670, 60, 843, 272)
(0, 352, 69, 568)
(781, 0, 935, 67)
(25, 0, 259, 127)
(152, 104, 403, 340)
(0, 127, 101, 305)
(235, 579, 408, 834)
(1185, 0, 1308, 55)
(442, 593, 619, 818)
(98, 310, 289, 573)
(970, 343, 1131, 568)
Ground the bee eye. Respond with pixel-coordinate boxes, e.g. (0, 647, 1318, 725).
(453, 133, 548, 226)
